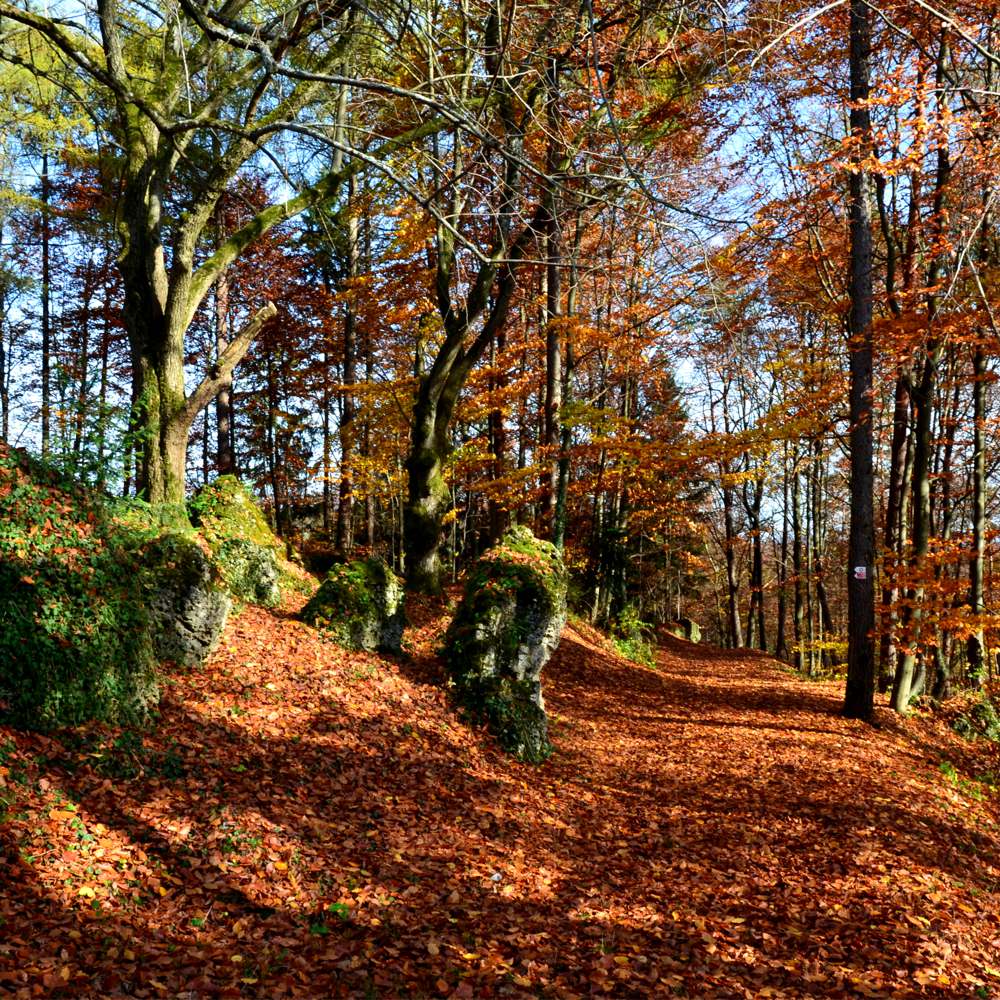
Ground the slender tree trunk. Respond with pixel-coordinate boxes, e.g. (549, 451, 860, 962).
(775, 445, 790, 661)
(322, 348, 333, 535)
(72, 259, 95, 464)
(792, 462, 805, 673)
(723, 479, 743, 648)
(812, 441, 839, 667)
(967, 345, 987, 683)
(488, 331, 508, 544)
(843, 0, 877, 719)
(879, 368, 912, 690)
(40, 151, 52, 458)
(0, 224, 9, 441)
(541, 67, 562, 534)
(215, 264, 234, 476)
(553, 211, 581, 552)
(892, 32, 951, 713)
(335, 177, 359, 554)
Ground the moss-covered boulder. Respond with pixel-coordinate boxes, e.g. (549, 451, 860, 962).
(215, 538, 281, 607)
(670, 617, 701, 643)
(301, 558, 406, 653)
(0, 446, 159, 728)
(189, 475, 281, 550)
(188, 475, 285, 606)
(142, 533, 231, 668)
(443, 525, 567, 763)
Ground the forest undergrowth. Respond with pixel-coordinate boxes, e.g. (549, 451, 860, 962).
(1, 594, 999, 999)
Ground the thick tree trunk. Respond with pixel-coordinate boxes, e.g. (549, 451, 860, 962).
(404, 387, 453, 594)
(843, 0, 877, 720)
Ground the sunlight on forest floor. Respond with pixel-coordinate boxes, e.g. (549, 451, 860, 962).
(1, 596, 999, 998)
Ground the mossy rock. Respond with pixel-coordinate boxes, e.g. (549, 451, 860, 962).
(443, 525, 567, 763)
(671, 617, 700, 643)
(301, 558, 405, 653)
(0, 446, 159, 728)
(141, 533, 231, 669)
(188, 475, 286, 606)
(189, 475, 281, 552)
(216, 538, 281, 607)
(953, 696, 1000, 742)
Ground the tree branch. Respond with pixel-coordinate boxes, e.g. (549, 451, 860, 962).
(183, 301, 276, 426)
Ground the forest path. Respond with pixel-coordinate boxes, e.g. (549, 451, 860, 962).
(2, 601, 999, 999)
(542, 626, 1000, 997)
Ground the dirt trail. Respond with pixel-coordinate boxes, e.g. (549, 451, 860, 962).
(1, 602, 999, 999)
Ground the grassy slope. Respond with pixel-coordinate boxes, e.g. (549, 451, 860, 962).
(0, 595, 998, 999)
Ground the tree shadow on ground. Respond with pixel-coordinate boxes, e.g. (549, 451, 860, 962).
(2, 607, 998, 998)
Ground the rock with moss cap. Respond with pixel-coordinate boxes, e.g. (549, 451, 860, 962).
(188, 475, 283, 606)
(301, 557, 406, 653)
(215, 538, 281, 607)
(443, 525, 567, 763)
(142, 533, 231, 668)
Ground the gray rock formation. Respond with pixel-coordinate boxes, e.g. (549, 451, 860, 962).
(679, 617, 701, 643)
(443, 525, 567, 763)
(144, 535, 231, 668)
(216, 538, 281, 608)
(301, 557, 405, 653)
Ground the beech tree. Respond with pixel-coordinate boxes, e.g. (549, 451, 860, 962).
(0, 0, 451, 511)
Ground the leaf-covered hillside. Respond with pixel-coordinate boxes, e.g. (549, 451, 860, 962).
(1, 594, 998, 998)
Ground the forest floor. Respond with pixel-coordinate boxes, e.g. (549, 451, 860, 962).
(2, 595, 1000, 1000)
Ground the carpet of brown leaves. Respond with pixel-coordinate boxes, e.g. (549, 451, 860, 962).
(1, 597, 999, 998)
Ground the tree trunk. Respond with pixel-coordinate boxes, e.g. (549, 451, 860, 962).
(879, 368, 912, 690)
(72, 258, 95, 464)
(40, 151, 52, 458)
(335, 177, 359, 554)
(843, 0, 877, 720)
(404, 386, 453, 594)
(792, 462, 806, 673)
(967, 345, 987, 683)
(723, 480, 743, 648)
(215, 264, 234, 476)
(892, 31, 951, 714)
(541, 95, 562, 533)
(775, 445, 790, 661)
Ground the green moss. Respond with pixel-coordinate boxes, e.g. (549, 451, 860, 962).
(300, 558, 405, 652)
(443, 526, 567, 763)
(953, 696, 1000, 742)
(611, 605, 656, 666)
(454, 674, 552, 763)
(188, 476, 287, 606)
(445, 525, 566, 666)
(188, 475, 281, 552)
(0, 446, 159, 728)
(215, 538, 281, 607)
